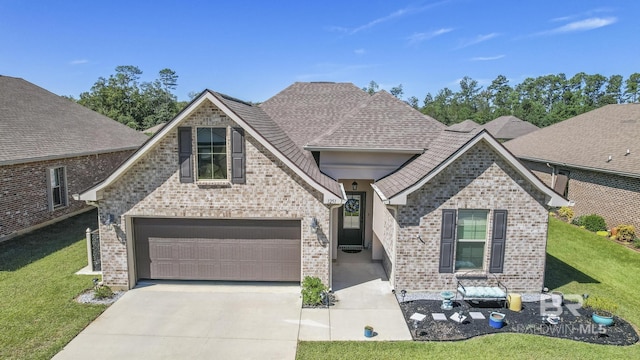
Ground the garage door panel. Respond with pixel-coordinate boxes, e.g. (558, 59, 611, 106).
(135, 219, 301, 282)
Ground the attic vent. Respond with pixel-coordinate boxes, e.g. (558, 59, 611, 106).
(310, 81, 336, 84)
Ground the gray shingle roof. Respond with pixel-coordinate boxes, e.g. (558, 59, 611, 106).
(259, 82, 372, 149)
(448, 119, 480, 133)
(505, 104, 640, 177)
(307, 90, 445, 150)
(212, 91, 342, 196)
(482, 115, 538, 140)
(374, 128, 482, 198)
(0, 75, 147, 165)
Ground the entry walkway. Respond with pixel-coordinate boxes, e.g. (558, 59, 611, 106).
(299, 249, 412, 341)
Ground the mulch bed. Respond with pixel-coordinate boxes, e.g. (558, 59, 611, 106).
(399, 299, 639, 346)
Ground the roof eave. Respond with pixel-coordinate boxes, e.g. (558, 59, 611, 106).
(516, 156, 640, 179)
(0, 146, 142, 167)
(303, 145, 424, 154)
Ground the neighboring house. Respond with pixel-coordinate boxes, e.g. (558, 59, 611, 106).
(482, 115, 539, 141)
(77, 82, 568, 293)
(142, 122, 166, 136)
(0, 75, 148, 242)
(448, 116, 538, 142)
(506, 104, 640, 231)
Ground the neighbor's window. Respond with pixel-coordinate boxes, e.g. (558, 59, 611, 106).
(48, 167, 67, 209)
(455, 210, 488, 270)
(196, 128, 227, 180)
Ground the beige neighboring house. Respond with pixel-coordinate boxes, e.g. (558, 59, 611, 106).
(506, 104, 640, 230)
(0, 75, 148, 242)
(77, 82, 568, 293)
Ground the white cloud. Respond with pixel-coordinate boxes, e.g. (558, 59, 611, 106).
(408, 28, 453, 45)
(69, 59, 89, 65)
(354, 48, 366, 55)
(549, 17, 617, 33)
(470, 55, 505, 61)
(457, 33, 499, 48)
(331, 1, 449, 35)
(550, 8, 613, 22)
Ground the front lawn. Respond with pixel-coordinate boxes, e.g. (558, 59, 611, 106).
(0, 210, 107, 360)
(297, 217, 640, 359)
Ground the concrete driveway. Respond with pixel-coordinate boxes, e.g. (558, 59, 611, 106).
(53, 282, 302, 360)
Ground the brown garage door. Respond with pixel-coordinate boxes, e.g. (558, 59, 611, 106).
(133, 218, 301, 282)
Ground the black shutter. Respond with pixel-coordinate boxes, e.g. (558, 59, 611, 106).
(178, 127, 193, 183)
(439, 209, 457, 273)
(489, 210, 508, 273)
(231, 128, 246, 184)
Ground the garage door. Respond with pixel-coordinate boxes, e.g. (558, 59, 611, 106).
(133, 218, 301, 282)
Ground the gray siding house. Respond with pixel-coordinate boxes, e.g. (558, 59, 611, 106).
(78, 83, 568, 292)
(0, 75, 148, 241)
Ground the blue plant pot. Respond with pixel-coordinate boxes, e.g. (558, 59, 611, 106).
(592, 313, 614, 326)
(364, 328, 374, 337)
(489, 312, 505, 329)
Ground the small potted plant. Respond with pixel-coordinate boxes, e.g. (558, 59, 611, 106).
(584, 296, 618, 326)
(364, 325, 374, 338)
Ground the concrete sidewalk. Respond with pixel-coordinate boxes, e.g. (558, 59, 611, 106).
(299, 250, 412, 341)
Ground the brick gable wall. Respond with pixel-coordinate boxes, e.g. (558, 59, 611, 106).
(0, 150, 133, 241)
(98, 102, 331, 288)
(391, 141, 549, 293)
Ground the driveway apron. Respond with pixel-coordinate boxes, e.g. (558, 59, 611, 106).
(53, 282, 302, 360)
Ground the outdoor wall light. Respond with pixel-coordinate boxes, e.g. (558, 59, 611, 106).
(103, 213, 115, 227)
(310, 217, 319, 234)
(352, 181, 358, 191)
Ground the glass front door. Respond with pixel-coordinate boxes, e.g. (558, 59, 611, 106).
(338, 192, 365, 247)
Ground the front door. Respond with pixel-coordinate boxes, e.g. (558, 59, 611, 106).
(338, 192, 365, 248)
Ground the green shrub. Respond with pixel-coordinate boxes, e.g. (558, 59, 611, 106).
(584, 296, 618, 316)
(557, 206, 574, 222)
(94, 285, 114, 299)
(571, 215, 584, 226)
(581, 214, 607, 232)
(617, 225, 636, 242)
(633, 238, 640, 249)
(301, 276, 328, 306)
(596, 231, 609, 237)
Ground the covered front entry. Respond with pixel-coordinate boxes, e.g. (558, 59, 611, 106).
(338, 192, 365, 249)
(132, 218, 301, 282)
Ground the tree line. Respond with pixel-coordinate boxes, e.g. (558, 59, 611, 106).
(382, 72, 640, 127)
(72, 67, 639, 131)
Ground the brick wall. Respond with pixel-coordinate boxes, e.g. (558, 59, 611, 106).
(0, 150, 133, 241)
(98, 101, 331, 288)
(566, 169, 640, 230)
(521, 160, 640, 230)
(392, 141, 549, 293)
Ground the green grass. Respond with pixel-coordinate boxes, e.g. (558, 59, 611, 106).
(297, 217, 640, 359)
(0, 210, 107, 360)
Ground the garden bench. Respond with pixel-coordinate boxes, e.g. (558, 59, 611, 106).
(456, 272, 508, 308)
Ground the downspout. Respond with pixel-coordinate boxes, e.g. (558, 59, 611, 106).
(328, 203, 343, 292)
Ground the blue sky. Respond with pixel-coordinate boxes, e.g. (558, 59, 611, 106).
(1, 0, 638, 102)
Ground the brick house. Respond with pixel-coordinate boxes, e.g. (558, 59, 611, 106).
(77, 83, 568, 292)
(506, 104, 640, 231)
(0, 76, 148, 242)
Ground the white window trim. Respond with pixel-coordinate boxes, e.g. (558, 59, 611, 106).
(454, 209, 488, 271)
(194, 126, 230, 184)
(47, 166, 68, 211)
